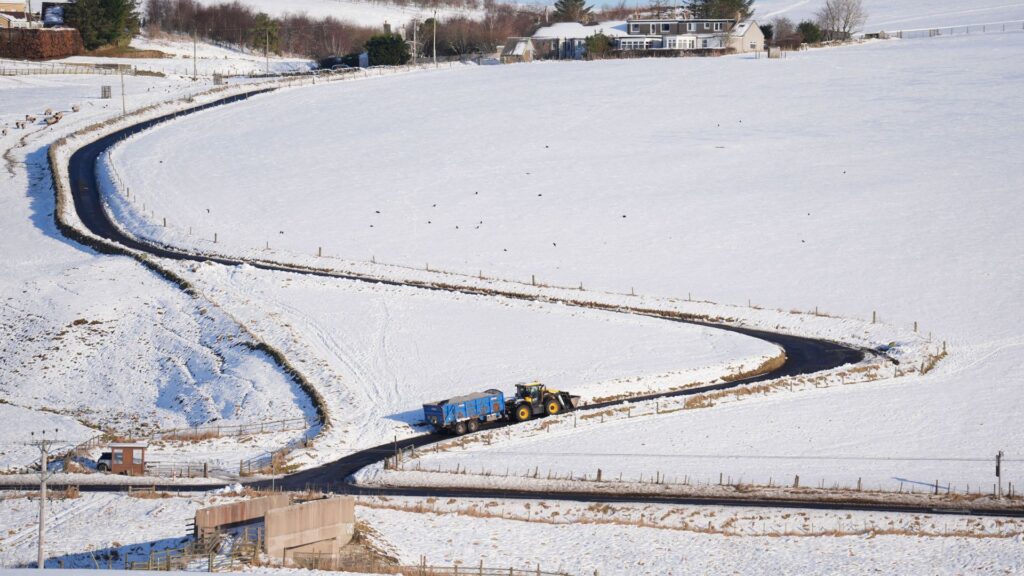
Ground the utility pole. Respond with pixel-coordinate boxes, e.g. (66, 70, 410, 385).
(432, 9, 437, 68)
(997, 450, 1004, 499)
(29, 430, 65, 569)
(192, 26, 197, 81)
(119, 69, 126, 116)
(412, 20, 418, 62)
(265, 29, 270, 75)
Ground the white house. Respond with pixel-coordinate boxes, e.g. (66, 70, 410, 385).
(729, 20, 765, 52)
(532, 17, 763, 58)
(532, 20, 630, 60)
(618, 17, 763, 52)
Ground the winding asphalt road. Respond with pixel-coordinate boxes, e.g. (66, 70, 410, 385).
(51, 89, 1020, 519)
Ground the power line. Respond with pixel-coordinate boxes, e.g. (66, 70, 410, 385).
(417, 450, 1024, 463)
(26, 430, 70, 570)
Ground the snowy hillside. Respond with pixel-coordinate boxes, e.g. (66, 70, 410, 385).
(0, 72, 315, 469)
(755, 0, 1024, 31)
(184, 0, 484, 27)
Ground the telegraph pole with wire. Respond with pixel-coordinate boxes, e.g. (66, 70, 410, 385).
(192, 26, 198, 81)
(119, 69, 126, 116)
(997, 450, 1005, 499)
(432, 9, 437, 68)
(265, 29, 270, 75)
(28, 430, 66, 570)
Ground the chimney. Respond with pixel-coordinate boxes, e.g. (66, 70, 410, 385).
(384, 20, 391, 34)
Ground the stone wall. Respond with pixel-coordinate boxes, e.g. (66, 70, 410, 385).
(265, 496, 356, 560)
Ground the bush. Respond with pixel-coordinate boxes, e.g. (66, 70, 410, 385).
(797, 21, 822, 44)
(365, 33, 410, 66)
(585, 32, 613, 58)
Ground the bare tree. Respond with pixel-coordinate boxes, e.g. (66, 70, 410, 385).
(772, 16, 795, 39)
(815, 0, 867, 40)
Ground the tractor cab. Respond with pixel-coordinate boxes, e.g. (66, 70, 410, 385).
(514, 382, 544, 407)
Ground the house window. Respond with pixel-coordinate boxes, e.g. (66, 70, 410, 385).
(714, 22, 723, 31)
(662, 23, 671, 32)
(750, 41, 757, 49)
(688, 22, 696, 31)
(702, 39, 709, 48)
(650, 24, 657, 34)
(631, 23, 639, 33)
(133, 451, 142, 465)
(113, 450, 123, 464)
(704, 22, 710, 30)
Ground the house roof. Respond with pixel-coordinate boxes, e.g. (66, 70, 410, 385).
(110, 441, 148, 448)
(533, 20, 630, 39)
(501, 37, 533, 57)
(731, 20, 759, 37)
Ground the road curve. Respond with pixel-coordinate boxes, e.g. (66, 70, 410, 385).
(54, 88, 1002, 521)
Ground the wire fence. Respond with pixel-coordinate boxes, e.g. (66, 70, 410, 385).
(292, 553, 573, 576)
(150, 417, 314, 442)
(0, 61, 126, 76)
(875, 20, 1024, 40)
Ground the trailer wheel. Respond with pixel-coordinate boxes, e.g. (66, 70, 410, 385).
(454, 421, 467, 435)
(467, 419, 479, 433)
(514, 403, 532, 422)
(544, 396, 561, 416)
(96, 463, 108, 472)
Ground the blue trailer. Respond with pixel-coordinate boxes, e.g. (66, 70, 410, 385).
(422, 389, 506, 435)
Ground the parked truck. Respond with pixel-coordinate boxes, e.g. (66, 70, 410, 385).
(423, 381, 580, 435)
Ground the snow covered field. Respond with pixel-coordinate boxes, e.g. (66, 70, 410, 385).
(756, 0, 1024, 31)
(55, 33, 315, 78)
(328, 33, 1024, 494)
(2, 491, 1022, 574)
(360, 498, 1024, 575)
(110, 34, 1024, 346)
(167, 261, 778, 457)
(100, 33, 1024, 491)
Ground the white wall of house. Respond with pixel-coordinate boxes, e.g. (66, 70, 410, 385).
(730, 20, 765, 52)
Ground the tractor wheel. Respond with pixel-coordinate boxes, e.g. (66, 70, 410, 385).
(544, 396, 561, 416)
(454, 421, 467, 435)
(514, 403, 532, 422)
(467, 419, 479, 433)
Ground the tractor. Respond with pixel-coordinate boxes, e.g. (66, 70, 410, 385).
(507, 381, 580, 423)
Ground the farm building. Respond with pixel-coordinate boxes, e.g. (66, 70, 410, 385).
(108, 441, 147, 476)
(500, 37, 535, 63)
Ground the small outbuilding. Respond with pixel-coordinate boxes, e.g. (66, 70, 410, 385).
(500, 37, 534, 63)
(108, 441, 147, 476)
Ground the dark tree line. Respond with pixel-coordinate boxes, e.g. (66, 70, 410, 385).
(143, 0, 542, 61)
(144, 0, 381, 58)
(413, 5, 542, 57)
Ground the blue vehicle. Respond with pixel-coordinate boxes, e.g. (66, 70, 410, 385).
(423, 389, 506, 435)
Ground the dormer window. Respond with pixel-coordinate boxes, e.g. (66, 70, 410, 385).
(714, 22, 723, 31)
(662, 23, 671, 32)
(631, 23, 639, 33)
